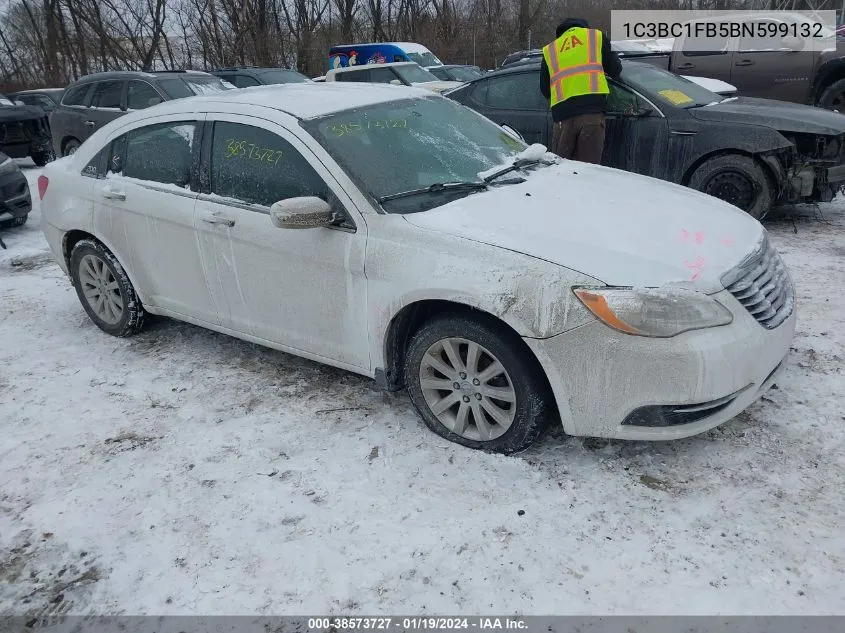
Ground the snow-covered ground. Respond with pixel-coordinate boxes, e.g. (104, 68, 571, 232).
(1, 162, 844, 616)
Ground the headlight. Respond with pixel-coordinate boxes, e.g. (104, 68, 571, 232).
(573, 286, 733, 337)
(0, 157, 21, 176)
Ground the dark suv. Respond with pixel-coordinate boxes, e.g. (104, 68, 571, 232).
(0, 93, 54, 166)
(210, 67, 310, 88)
(50, 70, 234, 157)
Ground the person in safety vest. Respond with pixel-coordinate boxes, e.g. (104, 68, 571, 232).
(540, 18, 621, 164)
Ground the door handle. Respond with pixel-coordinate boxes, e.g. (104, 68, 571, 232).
(200, 212, 235, 227)
(676, 63, 695, 70)
(84, 120, 96, 127)
(735, 59, 755, 66)
(101, 187, 126, 201)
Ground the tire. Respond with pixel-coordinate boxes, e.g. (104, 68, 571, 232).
(404, 314, 553, 454)
(62, 138, 81, 157)
(31, 148, 55, 166)
(688, 154, 773, 220)
(816, 78, 845, 111)
(69, 239, 146, 337)
(0, 214, 27, 229)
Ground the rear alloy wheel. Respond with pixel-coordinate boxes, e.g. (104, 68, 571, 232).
(405, 315, 553, 454)
(688, 154, 773, 220)
(69, 239, 146, 337)
(817, 78, 845, 112)
(63, 138, 81, 157)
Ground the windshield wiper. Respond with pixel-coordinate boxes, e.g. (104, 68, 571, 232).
(377, 181, 488, 203)
(479, 143, 553, 183)
(482, 157, 543, 183)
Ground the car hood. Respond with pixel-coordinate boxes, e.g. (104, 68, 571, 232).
(0, 104, 47, 123)
(690, 96, 845, 135)
(402, 161, 765, 294)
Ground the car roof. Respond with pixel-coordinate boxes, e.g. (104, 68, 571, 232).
(331, 42, 422, 49)
(10, 88, 65, 95)
(119, 82, 435, 120)
(213, 67, 302, 74)
(330, 61, 416, 72)
(463, 58, 647, 81)
(684, 11, 820, 24)
(69, 70, 215, 84)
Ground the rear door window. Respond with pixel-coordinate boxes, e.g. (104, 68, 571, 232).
(110, 121, 198, 188)
(368, 67, 400, 84)
(127, 81, 163, 110)
(91, 81, 124, 109)
(61, 83, 91, 106)
(480, 73, 546, 110)
(681, 27, 730, 56)
(338, 70, 370, 82)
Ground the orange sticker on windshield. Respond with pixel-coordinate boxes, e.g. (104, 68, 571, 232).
(658, 89, 694, 105)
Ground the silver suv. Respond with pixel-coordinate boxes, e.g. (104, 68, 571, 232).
(50, 70, 234, 157)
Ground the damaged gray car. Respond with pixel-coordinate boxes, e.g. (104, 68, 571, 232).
(447, 60, 845, 219)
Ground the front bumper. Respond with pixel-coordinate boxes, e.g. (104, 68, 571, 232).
(524, 288, 796, 440)
(0, 168, 31, 222)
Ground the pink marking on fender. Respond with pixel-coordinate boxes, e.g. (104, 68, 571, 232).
(684, 255, 706, 281)
(679, 229, 690, 242)
(694, 231, 704, 244)
(721, 236, 734, 247)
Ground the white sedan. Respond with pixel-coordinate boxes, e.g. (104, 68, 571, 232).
(38, 83, 796, 454)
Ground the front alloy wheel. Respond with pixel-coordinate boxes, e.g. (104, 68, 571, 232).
(405, 314, 553, 454)
(419, 337, 517, 441)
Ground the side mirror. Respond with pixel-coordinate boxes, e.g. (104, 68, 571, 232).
(500, 124, 524, 141)
(270, 196, 335, 229)
(389, 79, 402, 85)
(782, 35, 804, 51)
(14, 100, 25, 106)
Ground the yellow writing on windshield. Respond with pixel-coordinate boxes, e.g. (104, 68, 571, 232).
(657, 89, 694, 106)
(224, 139, 284, 164)
(329, 119, 408, 137)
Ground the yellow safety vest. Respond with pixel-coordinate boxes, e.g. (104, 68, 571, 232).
(542, 27, 609, 107)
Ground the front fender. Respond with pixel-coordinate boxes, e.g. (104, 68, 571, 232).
(677, 122, 794, 185)
(363, 216, 601, 375)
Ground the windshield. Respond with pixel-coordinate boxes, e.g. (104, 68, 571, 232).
(159, 75, 234, 99)
(395, 64, 440, 84)
(302, 96, 530, 213)
(621, 63, 722, 108)
(406, 51, 443, 67)
(257, 69, 310, 84)
(447, 66, 484, 82)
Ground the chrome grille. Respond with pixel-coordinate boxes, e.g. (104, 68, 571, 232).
(721, 232, 794, 330)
